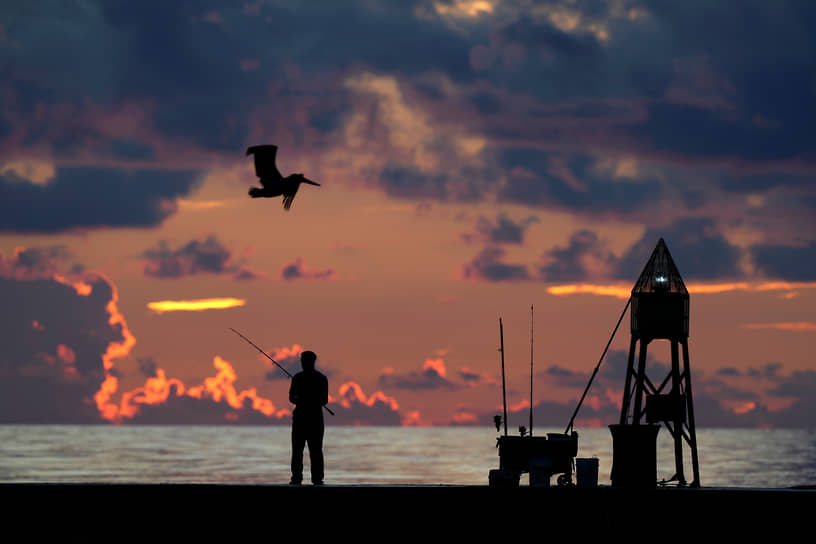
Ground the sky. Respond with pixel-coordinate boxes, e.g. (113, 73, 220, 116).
(1, 0, 814, 428)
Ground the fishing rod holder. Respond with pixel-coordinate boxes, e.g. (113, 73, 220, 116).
(489, 313, 585, 487)
(490, 431, 579, 488)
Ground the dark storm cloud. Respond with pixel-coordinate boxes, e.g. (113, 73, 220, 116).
(459, 246, 531, 282)
(705, 375, 762, 402)
(716, 367, 741, 377)
(702, 365, 816, 428)
(3, 1, 815, 288)
(763, 370, 816, 428)
(769, 370, 816, 399)
(3, 1, 814, 225)
(751, 241, 816, 281)
(125, 393, 281, 425)
(543, 365, 589, 389)
(538, 230, 617, 282)
(0, 250, 129, 423)
(379, 166, 451, 200)
(747, 363, 785, 380)
(469, 13, 607, 99)
(278, 257, 336, 281)
(460, 218, 746, 284)
(717, 171, 816, 194)
(233, 267, 260, 281)
(0, 167, 200, 233)
(110, 140, 155, 161)
(626, 3, 816, 162)
(616, 218, 744, 280)
(497, 151, 665, 216)
(459, 213, 538, 245)
(0, 1, 476, 154)
(143, 236, 228, 278)
(631, 102, 814, 162)
(141, 236, 261, 281)
(378, 362, 460, 391)
(5, 245, 71, 276)
(458, 367, 497, 387)
(595, 349, 669, 385)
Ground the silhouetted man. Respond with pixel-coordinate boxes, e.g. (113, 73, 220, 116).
(289, 350, 329, 485)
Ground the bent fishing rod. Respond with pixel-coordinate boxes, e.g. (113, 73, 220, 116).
(229, 328, 335, 416)
(564, 297, 631, 435)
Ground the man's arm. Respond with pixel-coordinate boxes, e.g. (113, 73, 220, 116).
(320, 375, 329, 407)
(289, 374, 298, 404)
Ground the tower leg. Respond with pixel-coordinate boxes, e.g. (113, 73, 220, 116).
(682, 340, 701, 487)
(632, 338, 649, 424)
(620, 336, 638, 425)
(670, 339, 686, 485)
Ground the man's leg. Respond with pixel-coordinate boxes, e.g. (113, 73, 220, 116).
(291, 423, 306, 484)
(307, 423, 325, 484)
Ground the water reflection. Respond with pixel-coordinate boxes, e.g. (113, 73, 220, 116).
(0, 426, 813, 487)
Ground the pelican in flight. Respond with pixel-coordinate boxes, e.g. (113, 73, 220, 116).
(246, 145, 320, 210)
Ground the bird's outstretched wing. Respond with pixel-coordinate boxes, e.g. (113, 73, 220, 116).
(281, 176, 319, 210)
(282, 184, 299, 210)
(246, 145, 283, 186)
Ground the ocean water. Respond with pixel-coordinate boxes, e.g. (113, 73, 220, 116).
(0, 425, 814, 488)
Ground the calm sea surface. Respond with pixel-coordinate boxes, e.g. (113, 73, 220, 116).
(0, 426, 814, 488)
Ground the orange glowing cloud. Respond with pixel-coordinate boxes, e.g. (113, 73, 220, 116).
(733, 401, 757, 415)
(147, 298, 246, 313)
(186, 356, 277, 415)
(546, 281, 816, 299)
(451, 411, 479, 425)
(268, 344, 303, 361)
(741, 322, 816, 332)
(56, 344, 76, 365)
(546, 284, 630, 298)
(118, 368, 186, 419)
(402, 410, 429, 426)
(423, 358, 448, 377)
(93, 274, 138, 422)
(54, 274, 93, 295)
(334, 381, 406, 425)
(338, 382, 400, 411)
(109, 356, 285, 423)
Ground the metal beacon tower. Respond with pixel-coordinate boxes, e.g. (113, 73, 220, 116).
(610, 238, 701, 488)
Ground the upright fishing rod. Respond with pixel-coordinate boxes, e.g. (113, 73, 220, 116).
(229, 328, 335, 416)
(564, 297, 631, 434)
(529, 304, 534, 437)
(499, 318, 508, 437)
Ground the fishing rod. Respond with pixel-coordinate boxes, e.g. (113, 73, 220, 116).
(529, 304, 534, 437)
(564, 297, 631, 434)
(229, 328, 335, 416)
(499, 318, 508, 437)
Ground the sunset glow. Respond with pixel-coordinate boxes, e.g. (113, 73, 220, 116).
(2, 1, 815, 430)
(111, 356, 285, 423)
(147, 298, 247, 313)
(546, 281, 816, 298)
(741, 322, 816, 332)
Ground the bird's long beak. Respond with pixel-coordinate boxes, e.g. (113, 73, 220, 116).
(302, 178, 320, 186)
